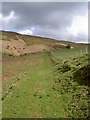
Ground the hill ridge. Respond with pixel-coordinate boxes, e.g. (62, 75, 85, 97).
(1, 30, 88, 56)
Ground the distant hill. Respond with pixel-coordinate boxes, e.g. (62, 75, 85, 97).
(0, 30, 88, 56)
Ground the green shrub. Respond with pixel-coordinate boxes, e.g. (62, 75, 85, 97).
(61, 64, 71, 72)
(66, 43, 71, 49)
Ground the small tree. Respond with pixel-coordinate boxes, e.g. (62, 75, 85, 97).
(66, 43, 71, 49)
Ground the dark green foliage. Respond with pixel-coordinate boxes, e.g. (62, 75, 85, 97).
(51, 53, 89, 118)
(66, 90, 88, 118)
(73, 64, 90, 86)
(61, 63, 71, 73)
(66, 43, 71, 49)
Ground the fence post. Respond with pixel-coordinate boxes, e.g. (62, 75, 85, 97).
(86, 46, 88, 54)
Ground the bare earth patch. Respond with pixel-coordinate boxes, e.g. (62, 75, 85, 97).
(2, 39, 50, 56)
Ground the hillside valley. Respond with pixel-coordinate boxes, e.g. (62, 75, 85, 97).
(1, 30, 87, 56)
(1, 30, 89, 118)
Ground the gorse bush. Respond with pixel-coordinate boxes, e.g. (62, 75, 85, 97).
(73, 64, 90, 86)
(61, 63, 71, 73)
(51, 53, 89, 118)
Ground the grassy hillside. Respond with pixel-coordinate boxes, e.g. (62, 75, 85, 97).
(1, 30, 88, 56)
(2, 50, 89, 118)
(50, 46, 88, 60)
(1, 30, 89, 118)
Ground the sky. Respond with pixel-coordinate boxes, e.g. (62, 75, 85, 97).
(1, 2, 88, 43)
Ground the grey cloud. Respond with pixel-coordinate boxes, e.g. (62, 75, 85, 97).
(2, 2, 88, 42)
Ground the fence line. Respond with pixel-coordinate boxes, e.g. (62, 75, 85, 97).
(50, 48, 87, 60)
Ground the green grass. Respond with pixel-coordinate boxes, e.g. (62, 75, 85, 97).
(2, 49, 89, 118)
(2, 52, 67, 118)
(50, 46, 88, 60)
(50, 53, 89, 118)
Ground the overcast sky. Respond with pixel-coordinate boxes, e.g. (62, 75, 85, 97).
(1, 2, 88, 43)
